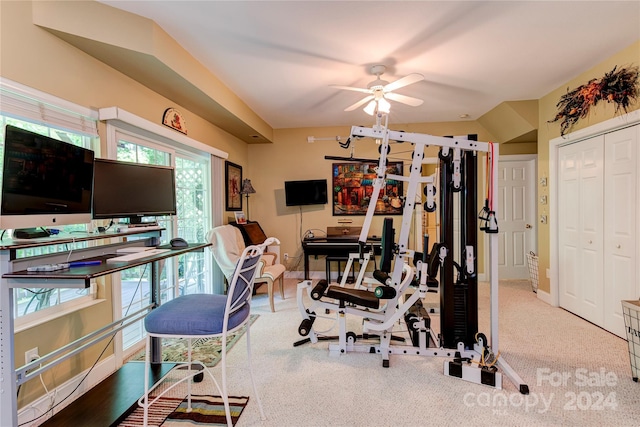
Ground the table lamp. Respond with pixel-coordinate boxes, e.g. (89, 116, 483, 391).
(240, 179, 256, 220)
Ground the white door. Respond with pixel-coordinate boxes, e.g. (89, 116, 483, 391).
(497, 157, 537, 279)
(558, 136, 604, 325)
(603, 126, 638, 337)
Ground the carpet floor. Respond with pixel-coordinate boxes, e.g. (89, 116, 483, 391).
(226, 277, 640, 426)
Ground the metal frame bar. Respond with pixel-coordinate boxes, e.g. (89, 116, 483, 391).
(16, 305, 151, 384)
(297, 117, 528, 393)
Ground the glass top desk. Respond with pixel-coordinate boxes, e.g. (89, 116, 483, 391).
(0, 227, 210, 426)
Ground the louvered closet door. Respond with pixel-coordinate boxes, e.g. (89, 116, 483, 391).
(603, 125, 638, 337)
(558, 136, 604, 325)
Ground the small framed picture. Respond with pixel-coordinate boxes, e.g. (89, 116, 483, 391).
(225, 161, 243, 211)
(234, 211, 247, 224)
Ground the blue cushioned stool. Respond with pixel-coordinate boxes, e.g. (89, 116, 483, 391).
(138, 241, 274, 426)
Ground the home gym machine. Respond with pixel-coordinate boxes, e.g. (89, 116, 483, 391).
(295, 113, 528, 394)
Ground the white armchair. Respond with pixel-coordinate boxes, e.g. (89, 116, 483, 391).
(207, 225, 285, 312)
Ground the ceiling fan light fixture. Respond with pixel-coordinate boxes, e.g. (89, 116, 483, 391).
(364, 100, 377, 115)
(334, 64, 423, 114)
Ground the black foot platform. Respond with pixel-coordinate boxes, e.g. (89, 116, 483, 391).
(41, 361, 176, 427)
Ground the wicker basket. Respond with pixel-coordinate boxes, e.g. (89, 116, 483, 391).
(622, 300, 640, 382)
(526, 251, 539, 293)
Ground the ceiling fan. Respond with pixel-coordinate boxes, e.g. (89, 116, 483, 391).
(331, 65, 425, 114)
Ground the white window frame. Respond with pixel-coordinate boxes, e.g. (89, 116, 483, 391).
(110, 129, 179, 355)
(99, 108, 227, 363)
(0, 78, 102, 330)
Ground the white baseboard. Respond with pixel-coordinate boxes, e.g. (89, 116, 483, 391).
(537, 289, 552, 305)
(285, 270, 323, 280)
(18, 355, 116, 426)
(286, 270, 486, 284)
(284, 270, 377, 282)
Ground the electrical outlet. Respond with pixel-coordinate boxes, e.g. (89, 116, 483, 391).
(284, 253, 289, 261)
(25, 347, 39, 364)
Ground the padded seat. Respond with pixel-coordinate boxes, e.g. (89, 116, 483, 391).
(326, 285, 380, 309)
(145, 294, 250, 335)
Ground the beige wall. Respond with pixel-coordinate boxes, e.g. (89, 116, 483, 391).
(248, 121, 509, 274)
(0, 2, 248, 160)
(1, 1, 248, 407)
(535, 40, 640, 294)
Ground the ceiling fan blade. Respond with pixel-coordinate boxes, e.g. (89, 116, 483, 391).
(383, 73, 424, 92)
(330, 84, 372, 94)
(344, 95, 374, 111)
(384, 92, 424, 107)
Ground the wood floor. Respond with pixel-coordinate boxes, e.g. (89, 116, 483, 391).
(41, 362, 175, 427)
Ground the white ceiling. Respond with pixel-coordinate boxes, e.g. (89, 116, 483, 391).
(99, 1, 640, 129)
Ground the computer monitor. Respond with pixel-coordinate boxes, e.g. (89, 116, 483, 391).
(0, 125, 95, 231)
(92, 158, 177, 224)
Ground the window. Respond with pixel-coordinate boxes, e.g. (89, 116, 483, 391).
(0, 80, 99, 325)
(175, 155, 210, 295)
(113, 133, 177, 349)
(109, 129, 213, 352)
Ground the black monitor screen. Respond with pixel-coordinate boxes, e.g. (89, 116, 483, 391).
(284, 179, 328, 206)
(0, 125, 94, 229)
(92, 158, 177, 223)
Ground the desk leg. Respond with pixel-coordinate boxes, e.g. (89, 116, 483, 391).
(0, 282, 18, 426)
(150, 260, 162, 364)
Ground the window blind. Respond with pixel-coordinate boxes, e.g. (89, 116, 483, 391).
(0, 79, 98, 137)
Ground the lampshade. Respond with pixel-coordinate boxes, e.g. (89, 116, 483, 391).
(363, 100, 377, 115)
(240, 179, 256, 195)
(377, 98, 391, 113)
(363, 98, 391, 115)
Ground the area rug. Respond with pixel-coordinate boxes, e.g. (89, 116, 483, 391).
(129, 314, 259, 367)
(119, 395, 249, 427)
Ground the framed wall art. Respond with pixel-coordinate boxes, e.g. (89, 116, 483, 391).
(225, 161, 243, 211)
(332, 161, 404, 216)
(234, 211, 247, 224)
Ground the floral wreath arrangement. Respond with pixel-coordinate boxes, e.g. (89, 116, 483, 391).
(549, 65, 639, 136)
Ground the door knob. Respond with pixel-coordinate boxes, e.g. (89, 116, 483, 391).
(616, 244, 621, 249)
(525, 224, 532, 229)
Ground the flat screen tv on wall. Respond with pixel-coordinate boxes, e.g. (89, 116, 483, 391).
(284, 179, 328, 206)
